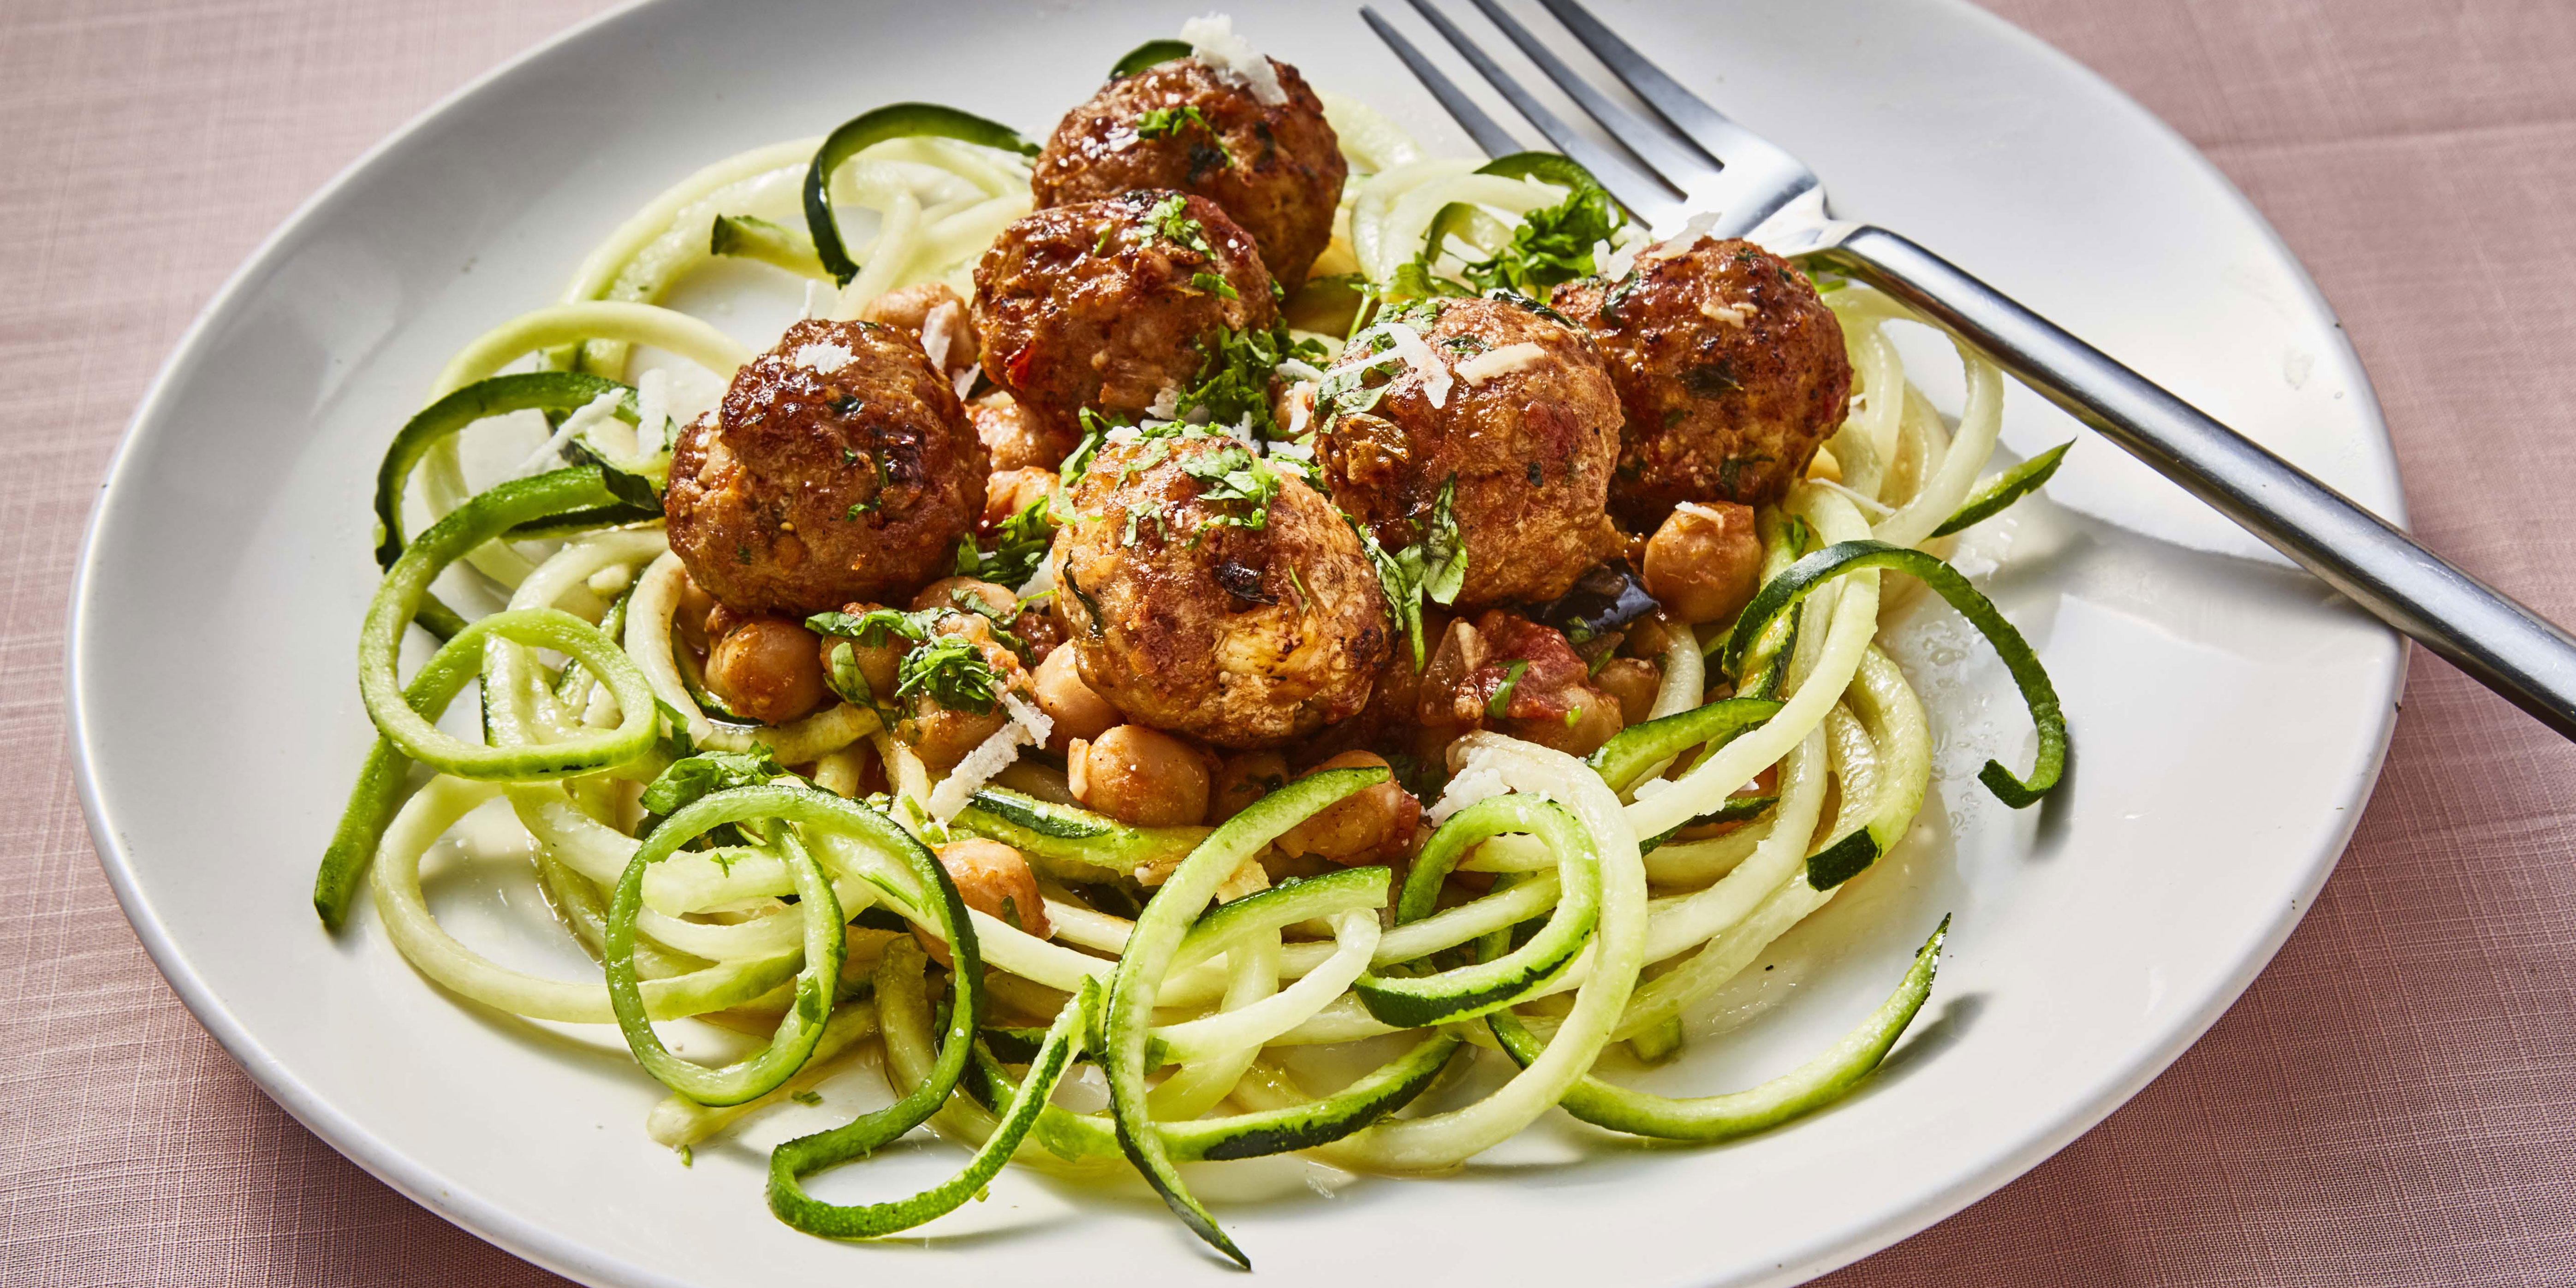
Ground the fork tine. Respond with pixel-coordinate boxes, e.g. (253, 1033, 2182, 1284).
(1461, 0, 1718, 189)
(1534, 0, 1798, 175)
(1399, 0, 1685, 222)
(1360, 7, 1523, 159)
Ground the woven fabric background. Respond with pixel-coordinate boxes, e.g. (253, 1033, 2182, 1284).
(6, 0, 2573, 1282)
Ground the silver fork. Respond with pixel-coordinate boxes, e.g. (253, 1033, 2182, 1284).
(1365, 0, 2576, 742)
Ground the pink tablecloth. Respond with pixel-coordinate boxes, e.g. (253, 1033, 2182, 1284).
(8, 0, 2575, 1282)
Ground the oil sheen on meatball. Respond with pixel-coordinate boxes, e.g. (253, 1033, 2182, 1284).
(1554, 237, 1852, 524)
(1051, 430, 1389, 748)
(973, 190, 1277, 446)
(1032, 55, 1346, 291)
(1311, 295, 1624, 608)
(664, 318, 986, 616)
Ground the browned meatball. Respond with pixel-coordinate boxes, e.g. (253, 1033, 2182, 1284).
(1311, 296, 1623, 608)
(665, 319, 986, 616)
(1555, 238, 1851, 525)
(1051, 430, 1388, 748)
(1032, 57, 1346, 291)
(973, 190, 1276, 446)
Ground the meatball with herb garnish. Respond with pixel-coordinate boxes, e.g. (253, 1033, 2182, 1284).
(1049, 428, 1390, 749)
(1032, 44, 1346, 291)
(664, 318, 987, 616)
(973, 190, 1278, 446)
(1309, 294, 1624, 609)
(807, 599, 1036, 774)
(1554, 236, 1852, 525)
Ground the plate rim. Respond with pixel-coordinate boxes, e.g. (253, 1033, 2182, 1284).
(62, 0, 2409, 1283)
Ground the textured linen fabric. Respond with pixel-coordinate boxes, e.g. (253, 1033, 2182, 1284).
(6, 0, 2574, 1283)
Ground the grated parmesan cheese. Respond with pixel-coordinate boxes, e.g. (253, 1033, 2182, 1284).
(792, 341, 856, 374)
(927, 693, 1054, 821)
(1698, 297, 1750, 327)
(918, 299, 963, 372)
(516, 389, 626, 475)
(1641, 212, 1720, 265)
(1181, 13, 1286, 105)
(1455, 341, 1547, 385)
(952, 362, 981, 401)
(1377, 321, 1452, 409)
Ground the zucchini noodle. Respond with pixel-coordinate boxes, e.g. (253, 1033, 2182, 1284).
(316, 69, 2069, 1265)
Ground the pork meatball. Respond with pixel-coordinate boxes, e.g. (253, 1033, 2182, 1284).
(1032, 55, 1347, 291)
(1311, 295, 1623, 608)
(973, 190, 1277, 446)
(665, 319, 986, 615)
(1554, 237, 1851, 524)
(1050, 430, 1389, 748)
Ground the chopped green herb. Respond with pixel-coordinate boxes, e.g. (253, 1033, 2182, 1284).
(1488, 659, 1529, 719)
(825, 641, 874, 706)
(789, 1090, 824, 1106)
(1135, 105, 1230, 162)
(640, 746, 787, 818)
(1191, 271, 1239, 300)
(1143, 194, 1211, 255)
(1393, 474, 1468, 608)
(1564, 704, 1584, 730)
(806, 606, 936, 647)
(1398, 181, 1625, 302)
(1178, 441, 1283, 534)
(896, 635, 1002, 714)
(970, 494, 1057, 587)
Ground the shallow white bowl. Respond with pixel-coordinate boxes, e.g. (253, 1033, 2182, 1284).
(69, 1, 2404, 1284)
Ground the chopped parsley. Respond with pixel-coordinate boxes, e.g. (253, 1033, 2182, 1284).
(1347, 476, 1467, 668)
(1179, 442, 1284, 534)
(896, 635, 1002, 714)
(970, 494, 1057, 588)
(790, 1090, 824, 1106)
(1398, 181, 1626, 302)
(1487, 659, 1529, 719)
(1143, 194, 1212, 255)
(1190, 270, 1239, 300)
(824, 641, 874, 706)
(1173, 320, 1325, 437)
(805, 606, 936, 647)
(639, 746, 788, 818)
(1135, 105, 1230, 162)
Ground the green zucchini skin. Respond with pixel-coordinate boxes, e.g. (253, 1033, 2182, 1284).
(1104, 766, 1389, 1269)
(605, 792, 847, 1107)
(948, 786, 1208, 885)
(1176, 865, 1390, 970)
(1721, 540, 2066, 807)
(1107, 38, 1193, 79)
(1356, 795, 1600, 1028)
(371, 371, 634, 569)
(765, 794, 990, 1237)
(1489, 917, 1948, 1140)
(803, 104, 1039, 286)
(1931, 442, 2070, 538)
(981, 1030, 1464, 1163)
(1587, 697, 1780, 795)
(707, 213, 827, 279)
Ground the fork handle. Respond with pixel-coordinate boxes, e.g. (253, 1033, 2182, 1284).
(1810, 224, 2576, 740)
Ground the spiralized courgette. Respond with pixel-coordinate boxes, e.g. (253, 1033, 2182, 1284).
(319, 52, 2074, 1266)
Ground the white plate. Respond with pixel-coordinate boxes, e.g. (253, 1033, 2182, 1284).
(68, 1, 2405, 1284)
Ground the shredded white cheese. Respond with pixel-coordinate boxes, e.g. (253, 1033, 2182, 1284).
(1642, 212, 1721, 265)
(1148, 385, 1183, 420)
(919, 299, 963, 372)
(516, 389, 626, 475)
(1377, 321, 1452, 409)
(1276, 357, 1326, 384)
(800, 279, 832, 321)
(1283, 379, 1318, 436)
(1455, 341, 1547, 386)
(1698, 297, 1751, 327)
(792, 341, 856, 374)
(927, 693, 1054, 821)
(1181, 13, 1286, 105)
(1427, 761, 1509, 825)
(952, 362, 981, 401)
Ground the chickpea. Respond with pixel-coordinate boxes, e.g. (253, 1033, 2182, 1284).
(904, 706, 1010, 775)
(1032, 645, 1119, 752)
(1620, 609, 1680, 661)
(1643, 501, 1763, 626)
(971, 392, 1070, 473)
(1276, 751, 1422, 866)
(704, 616, 830, 725)
(858, 282, 978, 377)
(984, 467, 1057, 530)
(1209, 751, 1289, 824)
(811, 601, 903, 707)
(1548, 696, 1626, 758)
(1067, 724, 1210, 827)
(911, 576, 1016, 617)
(913, 838, 1050, 966)
(1594, 657, 1663, 727)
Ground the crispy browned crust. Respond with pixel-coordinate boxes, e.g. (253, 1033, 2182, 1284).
(664, 318, 986, 616)
(1051, 434, 1390, 748)
(1313, 295, 1624, 607)
(1555, 237, 1852, 525)
(1032, 58, 1345, 291)
(972, 190, 1277, 445)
